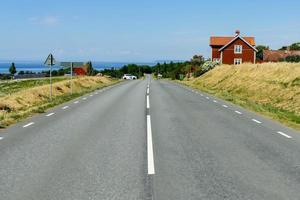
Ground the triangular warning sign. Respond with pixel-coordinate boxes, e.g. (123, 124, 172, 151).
(44, 54, 56, 66)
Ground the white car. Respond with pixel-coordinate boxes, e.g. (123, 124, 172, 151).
(122, 74, 137, 80)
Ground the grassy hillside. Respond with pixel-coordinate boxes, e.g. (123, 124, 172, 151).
(180, 62, 300, 130)
(0, 76, 119, 128)
(0, 77, 68, 97)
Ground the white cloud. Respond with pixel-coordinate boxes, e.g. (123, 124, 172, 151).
(29, 16, 59, 26)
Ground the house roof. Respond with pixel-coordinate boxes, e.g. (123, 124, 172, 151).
(263, 50, 300, 62)
(210, 36, 255, 46)
(218, 35, 258, 52)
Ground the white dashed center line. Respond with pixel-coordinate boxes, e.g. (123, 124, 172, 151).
(62, 106, 69, 110)
(235, 111, 242, 115)
(252, 119, 262, 124)
(90, 94, 93, 97)
(147, 95, 150, 109)
(206, 97, 210, 100)
(200, 94, 204, 96)
(23, 122, 34, 128)
(213, 100, 218, 103)
(277, 131, 292, 139)
(74, 101, 79, 104)
(222, 105, 228, 108)
(83, 97, 87, 100)
(46, 113, 55, 117)
(147, 88, 150, 94)
(0, 137, 3, 140)
(147, 115, 155, 174)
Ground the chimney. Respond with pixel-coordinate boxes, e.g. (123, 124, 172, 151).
(235, 30, 240, 36)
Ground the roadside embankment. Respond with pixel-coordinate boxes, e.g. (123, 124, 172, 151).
(179, 62, 300, 130)
(0, 76, 119, 128)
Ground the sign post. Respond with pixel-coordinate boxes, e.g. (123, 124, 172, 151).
(60, 62, 84, 94)
(44, 54, 56, 101)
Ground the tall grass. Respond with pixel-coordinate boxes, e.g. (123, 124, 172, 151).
(181, 62, 300, 130)
(0, 76, 119, 128)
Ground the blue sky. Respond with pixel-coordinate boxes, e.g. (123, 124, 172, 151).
(0, 0, 299, 62)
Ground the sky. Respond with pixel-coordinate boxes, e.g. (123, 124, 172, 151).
(0, 0, 299, 62)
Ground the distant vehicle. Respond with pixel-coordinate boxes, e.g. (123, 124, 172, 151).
(122, 74, 137, 80)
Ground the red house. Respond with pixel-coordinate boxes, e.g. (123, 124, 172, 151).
(210, 30, 258, 65)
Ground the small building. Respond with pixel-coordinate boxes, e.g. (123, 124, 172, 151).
(210, 30, 258, 65)
(73, 65, 88, 75)
(263, 50, 300, 62)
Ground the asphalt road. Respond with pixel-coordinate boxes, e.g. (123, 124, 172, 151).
(1, 76, 300, 200)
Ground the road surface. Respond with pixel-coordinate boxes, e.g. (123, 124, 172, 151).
(1, 76, 300, 200)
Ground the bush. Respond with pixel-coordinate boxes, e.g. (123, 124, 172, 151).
(285, 55, 300, 63)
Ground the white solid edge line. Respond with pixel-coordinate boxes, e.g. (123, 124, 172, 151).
(23, 122, 34, 128)
(62, 106, 69, 110)
(147, 95, 150, 109)
(46, 113, 55, 117)
(147, 115, 155, 175)
(222, 105, 228, 108)
(235, 111, 242, 115)
(277, 131, 292, 139)
(252, 119, 262, 124)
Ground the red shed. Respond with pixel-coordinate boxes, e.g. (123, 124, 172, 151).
(210, 30, 258, 65)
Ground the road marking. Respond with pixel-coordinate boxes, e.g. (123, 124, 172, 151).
(222, 105, 228, 108)
(252, 119, 262, 124)
(62, 106, 69, 110)
(200, 94, 204, 96)
(95, 92, 98, 95)
(46, 113, 55, 117)
(83, 97, 87, 100)
(0, 137, 3, 140)
(90, 94, 93, 97)
(74, 101, 79, 104)
(23, 122, 34, 128)
(213, 100, 218, 103)
(147, 88, 150, 94)
(147, 95, 150, 109)
(206, 97, 210, 99)
(235, 111, 242, 115)
(277, 131, 292, 139)
(147, 115, 155, 175)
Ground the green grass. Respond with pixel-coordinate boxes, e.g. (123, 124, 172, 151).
(0, 77, 68, 97)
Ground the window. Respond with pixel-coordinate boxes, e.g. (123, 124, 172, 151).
(234, 45, 242, 54)
(234, 58, 242, 65)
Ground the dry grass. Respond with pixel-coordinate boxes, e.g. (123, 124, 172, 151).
(180, 62, 300, 130)
(0, 76, 118, 128)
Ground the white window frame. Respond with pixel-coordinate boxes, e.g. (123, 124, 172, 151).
(234, 58, 242, 65)
(234, 45, 243, 54)
(213, 58, 220, 63)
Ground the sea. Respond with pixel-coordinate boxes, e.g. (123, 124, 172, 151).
(0, 61, 157, 74)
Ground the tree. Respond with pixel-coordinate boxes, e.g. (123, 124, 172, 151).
(256, 45, 269, 61)
(9, 62, 17, 77)
(86, 61, 94, 76)
(289, 42, 300, 50)
(191, 55, 204, 66)
(279, 42, 300, 51)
